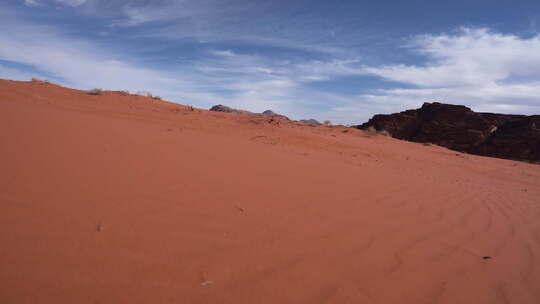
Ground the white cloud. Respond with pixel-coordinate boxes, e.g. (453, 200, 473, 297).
(24, 0, 87, 7)
(357, 28, 540, 117)
(2, 14, 540, 124)
(114, 1, 213, 27)
(0, 18, 340, 120)
(24, 0, 40, 7)
(0, 64, 40, 81)
(0, 19, 223, 108)
(209, 49, 236, 57)
(117, 5, 162, 26)
(364, 28, 540, 88)
(56, 0, 87, 6)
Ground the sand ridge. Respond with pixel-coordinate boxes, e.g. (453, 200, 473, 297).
(1, 79, 540, 303)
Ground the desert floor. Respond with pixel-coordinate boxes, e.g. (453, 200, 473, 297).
(1, 79, 540, 303)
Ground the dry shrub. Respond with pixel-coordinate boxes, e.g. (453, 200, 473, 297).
(378, 129, 391, 136)
(135, 91, 162, 100)
(31, 77, 50, 84)
(135, 91, 155, 99)
(366, 126, 391, 136)
(365, 126, 377, 134)
(88, 88, 104, 95)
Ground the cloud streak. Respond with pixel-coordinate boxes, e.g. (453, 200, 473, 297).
(56, 0, 87, 6)
(24, 0, 40, 7)
(365, 28, 540, 87)
(357, 28, 540, 116)
(3, 2, 540, 124)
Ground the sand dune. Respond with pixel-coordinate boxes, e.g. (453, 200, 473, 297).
(1, 79, 540, 303)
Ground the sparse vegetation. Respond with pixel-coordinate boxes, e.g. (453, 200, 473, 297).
(323, 120, 332, 126)
(134, 91, 149, 97)
(131, 91, 168, 101)
(366, 126, 391, 136)
(378, 129, 391, 136)
(366, 126, 377, 134)
(88, 88, 104, 95)
(135, 91, 162, 100)
(31, 77, 50, 84)
(119, 90, 130, 95)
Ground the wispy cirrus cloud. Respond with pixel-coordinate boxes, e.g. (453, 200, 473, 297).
(24, 0, 40, 7)
(0, 64, 40, 81)
(56, 0, 87, 6)
(24, 0, 87, 7)
(0, 13, 221, 106)
(5, 1, 540, 124)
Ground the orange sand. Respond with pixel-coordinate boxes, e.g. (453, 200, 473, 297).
(1, 79, 540, 303)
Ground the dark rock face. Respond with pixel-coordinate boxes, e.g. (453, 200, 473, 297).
(471, 116, 540, 161)
(356, 102, 540, 162)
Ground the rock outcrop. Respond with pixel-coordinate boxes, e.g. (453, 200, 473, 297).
(356, 102, 540, 162)
(209, 105, 289, 120)
(209, 104, 249, 114)
(261, 110, 289, 120)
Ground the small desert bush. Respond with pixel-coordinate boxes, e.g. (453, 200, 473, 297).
(119, 90, 130, 96)
(323, 120, 332, 126)
(366, 126, 391, 136)
(135, 91, 160, 100)
(366, 126, 377, 134)
(145, 92, 158, 99)
(88, 88, 104, 95)
(31, 77, 50, 84)
(133, 91, 164, 101)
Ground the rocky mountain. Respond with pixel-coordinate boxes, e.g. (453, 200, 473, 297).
(209, 105, 289, 120)
(210, 105, 326, 125)
(299, 119, 322, 125)
(356, 102, 540, 162)
(261, 110, 289, 120)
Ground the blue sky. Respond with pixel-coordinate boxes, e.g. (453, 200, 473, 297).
(1, 0, 540, 123)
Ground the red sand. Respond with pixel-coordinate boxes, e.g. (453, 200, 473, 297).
(1, 79, 540, 304)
